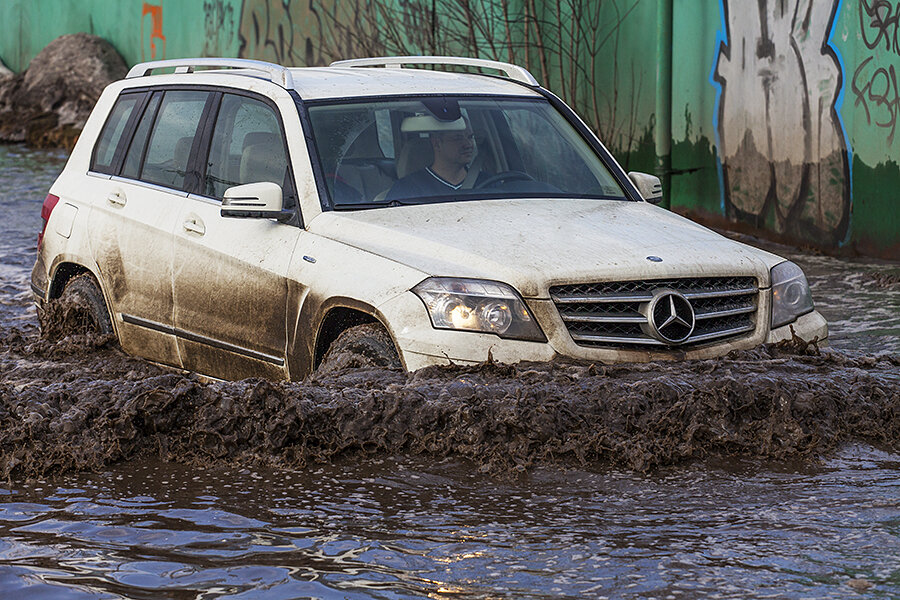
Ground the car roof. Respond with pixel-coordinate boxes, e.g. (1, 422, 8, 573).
(123, 57, 544, 100)
(291, 67, 542, 100)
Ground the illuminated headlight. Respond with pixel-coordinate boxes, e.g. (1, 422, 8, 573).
(770, 261, 814, 328)
(412, 277, 545, 342)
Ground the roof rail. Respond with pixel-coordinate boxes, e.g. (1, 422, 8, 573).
(329, 56, 539, 86)
(126, 58, 294, 88)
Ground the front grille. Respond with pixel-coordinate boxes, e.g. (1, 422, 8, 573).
(550, 276, 758, 348)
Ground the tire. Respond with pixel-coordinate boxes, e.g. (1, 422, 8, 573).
(42, 273, 115, 339)
(317, 322, 401, 374)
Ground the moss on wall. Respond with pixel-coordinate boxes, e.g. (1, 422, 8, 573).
(850, 157, 900, 257)
(669, 135, 721, 217)
(609, 124, 655, 176)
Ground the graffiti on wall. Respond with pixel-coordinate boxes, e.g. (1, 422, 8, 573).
(713, 0, 850, 245)
(237, 0, 315, 66)
(203, 0, 238, 58)
(141, 2, 166, 61)
(852, 0, 899, 145)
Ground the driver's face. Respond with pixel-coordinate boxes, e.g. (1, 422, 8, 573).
(434, 128, 476, 165)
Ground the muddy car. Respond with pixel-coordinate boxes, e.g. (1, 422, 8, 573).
(31, 56, 827, 380)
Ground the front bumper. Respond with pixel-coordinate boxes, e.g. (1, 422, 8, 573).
(764, 310, 828, 345)
(379, 292, 828, 371)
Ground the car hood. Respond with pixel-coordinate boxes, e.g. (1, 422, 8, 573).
(307, 198, 784, 298)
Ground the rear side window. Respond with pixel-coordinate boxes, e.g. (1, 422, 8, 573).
(140, 90, 210, 191)
(91, 94, 141, 174)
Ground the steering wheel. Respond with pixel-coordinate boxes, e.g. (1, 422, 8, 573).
(475, 170, 535, 189)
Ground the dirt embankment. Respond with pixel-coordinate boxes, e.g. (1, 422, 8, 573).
(2, 312, 897, 480)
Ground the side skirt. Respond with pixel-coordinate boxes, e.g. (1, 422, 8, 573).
(121, 313, 285, 367)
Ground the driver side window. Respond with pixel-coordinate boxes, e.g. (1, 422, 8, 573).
(203, 94, 292, 204)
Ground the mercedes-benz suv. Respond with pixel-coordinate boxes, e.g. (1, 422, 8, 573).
(31, 56, 827, 380)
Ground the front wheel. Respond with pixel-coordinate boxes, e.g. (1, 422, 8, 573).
(317, 322, 401, 374)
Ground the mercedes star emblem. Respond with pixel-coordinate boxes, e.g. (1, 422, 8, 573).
(645, 290, 695, 344)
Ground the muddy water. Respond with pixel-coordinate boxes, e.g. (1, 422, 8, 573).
(1, 145, 898, 598)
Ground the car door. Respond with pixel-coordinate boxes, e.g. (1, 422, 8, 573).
(87, 89, 212, 368)
(172, 91, 300, 380)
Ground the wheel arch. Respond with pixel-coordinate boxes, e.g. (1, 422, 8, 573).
(48, 261, 96, 299)
(47, 261, 117, 336)
(310, 298, 405, 371)
(314, 306, 379, 370)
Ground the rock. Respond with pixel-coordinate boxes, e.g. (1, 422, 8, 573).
(0, 33, 127, 148)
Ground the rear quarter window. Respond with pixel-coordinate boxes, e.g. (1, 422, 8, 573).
(121, 92, 162, 180)
(91, 94, 141, 174)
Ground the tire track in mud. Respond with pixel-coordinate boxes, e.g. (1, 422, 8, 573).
(1, 323, 897, 479)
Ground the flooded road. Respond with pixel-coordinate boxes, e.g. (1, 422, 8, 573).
(1, 145, 898, 598)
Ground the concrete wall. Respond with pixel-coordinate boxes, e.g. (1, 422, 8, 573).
(1, 0, 896, 258)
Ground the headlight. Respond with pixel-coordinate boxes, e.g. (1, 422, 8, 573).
(412, 277, 546, 342)
(770, 261, 814, 328)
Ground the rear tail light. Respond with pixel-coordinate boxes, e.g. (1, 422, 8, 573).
(38, 193, 60, 249)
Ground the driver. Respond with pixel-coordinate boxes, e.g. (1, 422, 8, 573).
(385, 117, 490, 201)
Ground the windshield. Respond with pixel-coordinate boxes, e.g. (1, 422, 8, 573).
(306, 97, 629, 209)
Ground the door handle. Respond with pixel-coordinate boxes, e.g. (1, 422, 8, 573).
(182, 218, 206, 235)
(106, 191, 126, 206)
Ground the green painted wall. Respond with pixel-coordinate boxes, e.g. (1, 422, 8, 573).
(0, 0, 896, 258)
(0, 0, 242, 72)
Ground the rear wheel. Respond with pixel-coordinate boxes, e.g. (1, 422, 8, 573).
(41, 274, 114, 339)
(317, 322, 401, 374)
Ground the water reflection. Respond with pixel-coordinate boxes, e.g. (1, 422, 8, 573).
(0, 450, 897, 599)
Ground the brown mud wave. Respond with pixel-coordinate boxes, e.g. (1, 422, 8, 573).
(1, 328, 898, 479)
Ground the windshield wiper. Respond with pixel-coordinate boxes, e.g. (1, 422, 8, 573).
(332, 199, 418, 211)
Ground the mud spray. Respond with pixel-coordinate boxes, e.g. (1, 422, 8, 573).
(1, 298, 897, 480)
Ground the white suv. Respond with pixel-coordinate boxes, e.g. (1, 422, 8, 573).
(31, 56, 827, 380)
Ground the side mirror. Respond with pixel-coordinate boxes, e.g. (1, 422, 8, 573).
(627, 172, 663, 204)
(221, 182, 292, 222)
